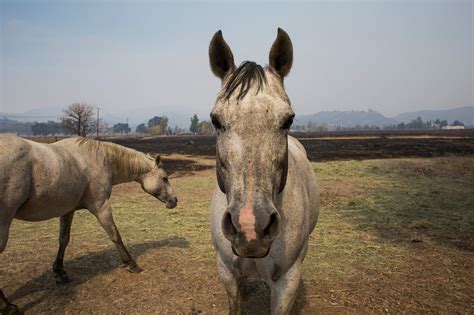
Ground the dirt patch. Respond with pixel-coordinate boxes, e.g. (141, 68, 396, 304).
(377, 156, 474, 177)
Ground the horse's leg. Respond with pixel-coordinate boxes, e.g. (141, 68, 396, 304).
(217, 254, 245, 315)
(0, 213, 13, 253)
(52, 211, 75, 284)
(0, 211, 22, 314)
(92, 200, 142, 273)
(269, 260, 302, 315)
(0, 290, 21, 315)
(269, 242, 308, 315)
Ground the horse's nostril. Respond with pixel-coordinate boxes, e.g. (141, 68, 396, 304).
(263, 212, 280, 240)
(222, 212, 237, 241)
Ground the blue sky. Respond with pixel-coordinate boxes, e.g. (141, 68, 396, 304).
(1, 0, 472, 121)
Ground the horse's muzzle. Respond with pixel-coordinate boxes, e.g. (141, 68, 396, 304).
(165, 196, 178, 209)
(231, 234, 273, 258)
(222, 208, 279, 258)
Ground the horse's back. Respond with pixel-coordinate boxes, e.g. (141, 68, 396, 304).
(0, 135, 33, 161)
(0, 136, 34, 187)
(288, 135, 308, 158)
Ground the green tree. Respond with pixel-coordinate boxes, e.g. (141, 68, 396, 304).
(147, 116, 169, 135)
(149, 125, 162, 136)
(198, 121, 213, 135)
(159, 116, 169, 134)
(397, 122, 406, 130)
(136, 123, 148, 133)
(31, 122, 49, 135)
(190, 114, 199, 134)
(148, 116, 162, 127)
(113, 123, 131, 134)
(46, 121, 64, 135)
(32, 121, 66, 135)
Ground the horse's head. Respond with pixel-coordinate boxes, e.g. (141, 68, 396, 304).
(139, 155, 178, 209)
(209, 28, 294, 258)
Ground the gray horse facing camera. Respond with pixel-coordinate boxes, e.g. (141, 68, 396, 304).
(209, 28, 320, 314)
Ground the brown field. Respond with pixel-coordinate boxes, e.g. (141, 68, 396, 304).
(2, 133, 474, 313)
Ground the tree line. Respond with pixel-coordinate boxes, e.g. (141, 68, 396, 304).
(381, 117, 464, 131)
(28, 103, 216, 136)
(32, 104, 464, 136)
(292, 117, 465, 132)
(135, 114, 213, 135)
(30, 103, 104, 136)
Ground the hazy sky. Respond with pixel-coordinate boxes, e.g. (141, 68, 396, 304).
(1, 0, 472, 119)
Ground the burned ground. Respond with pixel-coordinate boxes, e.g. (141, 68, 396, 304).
(103, 129, 474, 162)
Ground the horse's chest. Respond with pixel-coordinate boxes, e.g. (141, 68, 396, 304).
(233, 258, 260, 277)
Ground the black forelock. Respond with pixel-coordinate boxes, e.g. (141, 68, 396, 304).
(220, 61, 267, 101)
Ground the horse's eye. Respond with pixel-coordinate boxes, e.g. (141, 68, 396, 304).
(211, 114, 223, 130)
(163, 177, 168, 181)
(281, 114, 295, 130)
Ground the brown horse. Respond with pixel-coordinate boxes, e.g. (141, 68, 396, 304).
(0, 136, 177, 314)
(208, 29, 319, 314)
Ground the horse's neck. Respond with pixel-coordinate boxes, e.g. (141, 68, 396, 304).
(105, 148, 151, 185)
(112, 170, 140, 186)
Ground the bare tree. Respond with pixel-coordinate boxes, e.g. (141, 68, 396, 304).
(61, 103, 97, 137)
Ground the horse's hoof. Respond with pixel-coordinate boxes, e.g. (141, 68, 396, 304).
(124, 262, 143, 273)
(1, 303, 23, 315)
(55, 272, 71, 285)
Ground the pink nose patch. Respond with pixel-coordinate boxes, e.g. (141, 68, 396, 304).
(239, 201, 257, 241)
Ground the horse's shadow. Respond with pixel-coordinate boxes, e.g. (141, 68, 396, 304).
(8, 236, 189, 312)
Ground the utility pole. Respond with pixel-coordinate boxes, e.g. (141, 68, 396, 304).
(96, 107, 100, 138)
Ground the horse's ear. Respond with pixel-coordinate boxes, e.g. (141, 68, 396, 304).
(269, 28, 293, 78)
(155, 154, 161, 166)
(209, 30, 235, 80)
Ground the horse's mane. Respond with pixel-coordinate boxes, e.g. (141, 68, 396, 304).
(220, 61, 267, 101)
(75, 138, 153, 179)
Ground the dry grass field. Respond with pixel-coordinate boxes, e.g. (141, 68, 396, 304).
(1, 154, 473, 313)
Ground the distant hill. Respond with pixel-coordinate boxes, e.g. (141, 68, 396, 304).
(295, 106, 473, 128)
(0, 107, 61, 122)
(393, 106, 473, 126)
(295, 109, 397, 128)
(0, 118, 34, 135)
